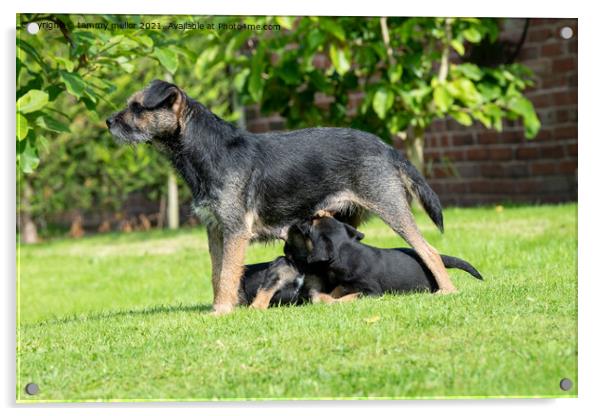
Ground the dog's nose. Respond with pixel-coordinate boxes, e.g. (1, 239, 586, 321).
(106, 117, 114, 128)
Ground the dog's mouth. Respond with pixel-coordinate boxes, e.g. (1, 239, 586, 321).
(108, 123, 152, 145)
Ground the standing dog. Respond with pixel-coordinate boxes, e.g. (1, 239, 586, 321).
(107, 80, 456, 315)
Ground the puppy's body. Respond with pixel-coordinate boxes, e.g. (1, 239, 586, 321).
(290, 217, 482, 297)
(239, 257, 304, 308)
(108, 80, 457, 314)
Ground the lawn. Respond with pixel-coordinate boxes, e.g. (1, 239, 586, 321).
(17, 204, 578, 402)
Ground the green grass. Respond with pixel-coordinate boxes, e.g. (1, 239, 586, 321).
(17, 204, 578, 402)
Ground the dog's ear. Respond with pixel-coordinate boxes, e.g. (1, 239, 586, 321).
(284, 224, 309, 258)
(306, 232, 333, 263)
(343, 223, 364, 241)
(143, 80, 183, 110)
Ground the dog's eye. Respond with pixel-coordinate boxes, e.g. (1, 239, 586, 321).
(130, 102, 143, 114)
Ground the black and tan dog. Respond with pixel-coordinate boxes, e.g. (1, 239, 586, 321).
(285, 216, 483, 299)
(107, 80, 456, 315)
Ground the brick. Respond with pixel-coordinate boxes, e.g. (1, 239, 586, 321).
(489, 148, 513, 160)
(541, 145, 566, 158)
(553, 91, 578, 106)
(455, 164, 480, 178)
(530, 93, 553, 108)
(452, 134, 474, 146)
(557, 160, 577, 174)
(518, 46, 539, 61)
(540, 176, 572, 193)
(504, 163, 530, 178)
(440, 149, 465, 161)
(466, 148, 489, 161)
(481, 163, 504, 178)
(515, 180, 538, 193)
(516, 147, 539, 159)
(531, 162, 557, 175)
(424, 150, 441, 163)
(541, 43, 564, 57)
(553, 57, 577, 72)
(554, 125, 578, 140)
(527, 27, 552, 43)
(476, 131, 501, 145)
(501, 130, 525, 143)
(567, 143, 578, 157)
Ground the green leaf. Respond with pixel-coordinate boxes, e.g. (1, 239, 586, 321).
(17, 90, 48, 114)
(372, 87, 394, 119)
(17, 113, 29, 140)
(36, 114, 70, 133)
(329, 45, 350, 75)
(153, 47, 179, 74)
(60, 71, 86, 98)
(233, 68, 250, 93)
(388, 64, 403, 83)
(450, 111, 473, 126)
(450, 39, 465, 56)
(453, 63, 482, 81)
(248, 48, 265, 102)
(463, 28, 482, 43)
(433, 84, 453, 112)
(449, 78, 481, 106)
(135, 35, 154, 48)
(275, 16, 295, 30)
(19, 138, 39, 173)
(321, 18, 346, 41)
(508, 96, 541, 139)
(54, 56, 75, 72)
(473, 110, 492, 128)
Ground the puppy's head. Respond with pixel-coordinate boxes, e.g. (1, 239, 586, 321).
(106, 80, 186, 144)
(286, 217, 364, 264)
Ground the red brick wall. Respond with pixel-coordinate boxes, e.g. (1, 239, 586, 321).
(424, 18, 577, 206)
(245, 18, 578, 206)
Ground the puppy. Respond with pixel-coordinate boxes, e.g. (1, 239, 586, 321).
(289, 217, 483, 298)
(239, 257, 304, 308)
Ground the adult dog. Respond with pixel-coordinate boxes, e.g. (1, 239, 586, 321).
(107, 79, 456, 315)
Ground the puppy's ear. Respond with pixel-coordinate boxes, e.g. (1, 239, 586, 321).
(306, 234, 333, 263)
(143, 80, 183, 110)
(343, 223, 364, 241)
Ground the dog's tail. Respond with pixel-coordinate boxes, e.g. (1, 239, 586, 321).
(440, 255, 483, 280)
(391, 149, 444, 233)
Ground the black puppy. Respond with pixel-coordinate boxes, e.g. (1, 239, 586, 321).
(239, 257, 304, 308)
(107, 80, 456, 315)
(288, 216, 482, 299)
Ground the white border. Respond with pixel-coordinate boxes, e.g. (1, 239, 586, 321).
(3, 1, 599, 415)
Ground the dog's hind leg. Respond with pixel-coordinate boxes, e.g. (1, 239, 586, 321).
(360, 181, 457, 294)
(212, 233, 249, 315)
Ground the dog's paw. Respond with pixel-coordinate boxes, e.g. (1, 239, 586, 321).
(210, 303, 235, 316)
(435, 287, 458, 295)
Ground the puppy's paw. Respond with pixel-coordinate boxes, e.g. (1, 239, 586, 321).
(210, 303, 235, 316)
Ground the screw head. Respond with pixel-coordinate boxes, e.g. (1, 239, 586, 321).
(24, 383, 39, 395)
(559, 378, 573, 391)
(560, 26, 574, 40)
(26, 22, 39, 35)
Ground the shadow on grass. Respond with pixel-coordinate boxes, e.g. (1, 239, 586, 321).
(22, 303, 214, 329)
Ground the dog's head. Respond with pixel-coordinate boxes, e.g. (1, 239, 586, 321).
(285, 216, 364, 264)
(106, 80, 186, 144)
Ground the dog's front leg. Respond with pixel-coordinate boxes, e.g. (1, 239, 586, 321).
(212, 233, 249, 315)
(207, 225, 224, 301)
